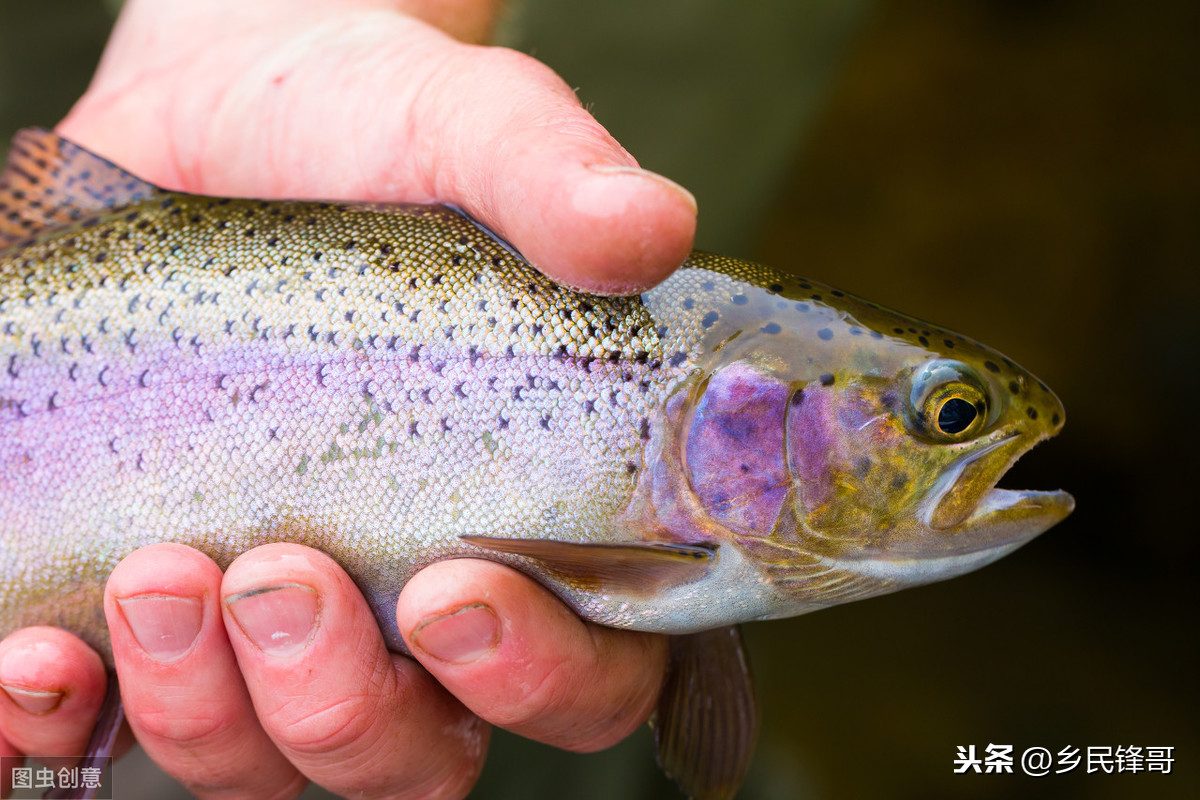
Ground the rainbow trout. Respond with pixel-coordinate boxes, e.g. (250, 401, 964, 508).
(0, 129, 1072, 799)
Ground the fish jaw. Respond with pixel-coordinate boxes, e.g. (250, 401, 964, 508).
(921, 429, 1075, 549)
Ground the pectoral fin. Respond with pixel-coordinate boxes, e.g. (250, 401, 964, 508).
(44, 673, 123, 800)
(459, 536, 714, 594)
(654, 625, 759, 800)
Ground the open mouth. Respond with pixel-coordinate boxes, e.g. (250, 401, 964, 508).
(924, 428, 1074, 550)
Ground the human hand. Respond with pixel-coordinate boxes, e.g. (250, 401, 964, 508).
(3, 0, 686, 796)
(1, 544, 666, 798)
(57, 0, 697, 295)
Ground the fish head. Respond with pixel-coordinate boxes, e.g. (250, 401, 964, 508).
(672, 265, 1073, 612)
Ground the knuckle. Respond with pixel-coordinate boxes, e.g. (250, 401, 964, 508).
(489, 633, 663, 751)
(491, 656, 581, 729)
(132, 707, 234, 750)
(264, 694, 380, 756)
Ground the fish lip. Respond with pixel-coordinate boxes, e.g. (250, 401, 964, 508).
(921, 426, 1073, 549)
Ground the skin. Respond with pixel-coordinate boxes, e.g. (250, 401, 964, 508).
(0, 0, 694, 797)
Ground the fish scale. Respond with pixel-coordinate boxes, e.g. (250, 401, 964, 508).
(1, 196, 691, 654)
(0, 129, 1072, 800)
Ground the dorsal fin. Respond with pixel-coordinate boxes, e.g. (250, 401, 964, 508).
(0, 127, 161, 250)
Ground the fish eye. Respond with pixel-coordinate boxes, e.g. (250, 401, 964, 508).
(937, 397, 978, 434)
(907, 360, 990, 442)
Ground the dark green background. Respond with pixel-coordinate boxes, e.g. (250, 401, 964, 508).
(1, 1, 1195, 798)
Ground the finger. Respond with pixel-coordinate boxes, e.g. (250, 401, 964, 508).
(398, 559, 667, 752)
(0, 627, 106, 766)
(105, 544, 306, 799)
(1, 735, 18, 798)
(58, 4, 695, 294)
(221, 544, 488, 800)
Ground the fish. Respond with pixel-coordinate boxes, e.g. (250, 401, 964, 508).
(0, 128, 1073, 799)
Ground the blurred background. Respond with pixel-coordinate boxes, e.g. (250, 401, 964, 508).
(2, 0, 1196, 798)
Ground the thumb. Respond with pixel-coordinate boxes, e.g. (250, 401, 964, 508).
(59, 3, 695, 294)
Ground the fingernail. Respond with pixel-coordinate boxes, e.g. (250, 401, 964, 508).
(117, 595, 203, 663)
(0, 683, 63, 715)
(587, 164, 698, 214)
(225, 583, 318, 657)
(412, 603, 500, 665)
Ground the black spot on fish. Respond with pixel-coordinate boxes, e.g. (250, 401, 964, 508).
(702, 311, 719, 328)
(639, 418, 651, 441)
(769, 283, 784, 293)
(498, 415, 509, 430)
(732, 294, 748, 305)
(669, 351, 687, 367)
(1027, 407, 1039, 420)
(810, 294, 822, 302)
(761, 322, 781, 334)
(626, 461, 638, 475)
(820, 373, 835, 386)
(1009, 380, 1021, 395)
(1051, 413, 1061, 426)
(584, 399, 596, 414)
(683, 298, 695, 310)
(831, 290, 844, 298)
(918, 335, 929, 347)
(540, 414, 551, 430)
(944, 339, 956, 349)
(984, 361, 1001, 373)
(818, 328, 833, 341)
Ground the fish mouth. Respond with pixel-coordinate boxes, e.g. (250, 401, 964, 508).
(922, 428, 1074, 552)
